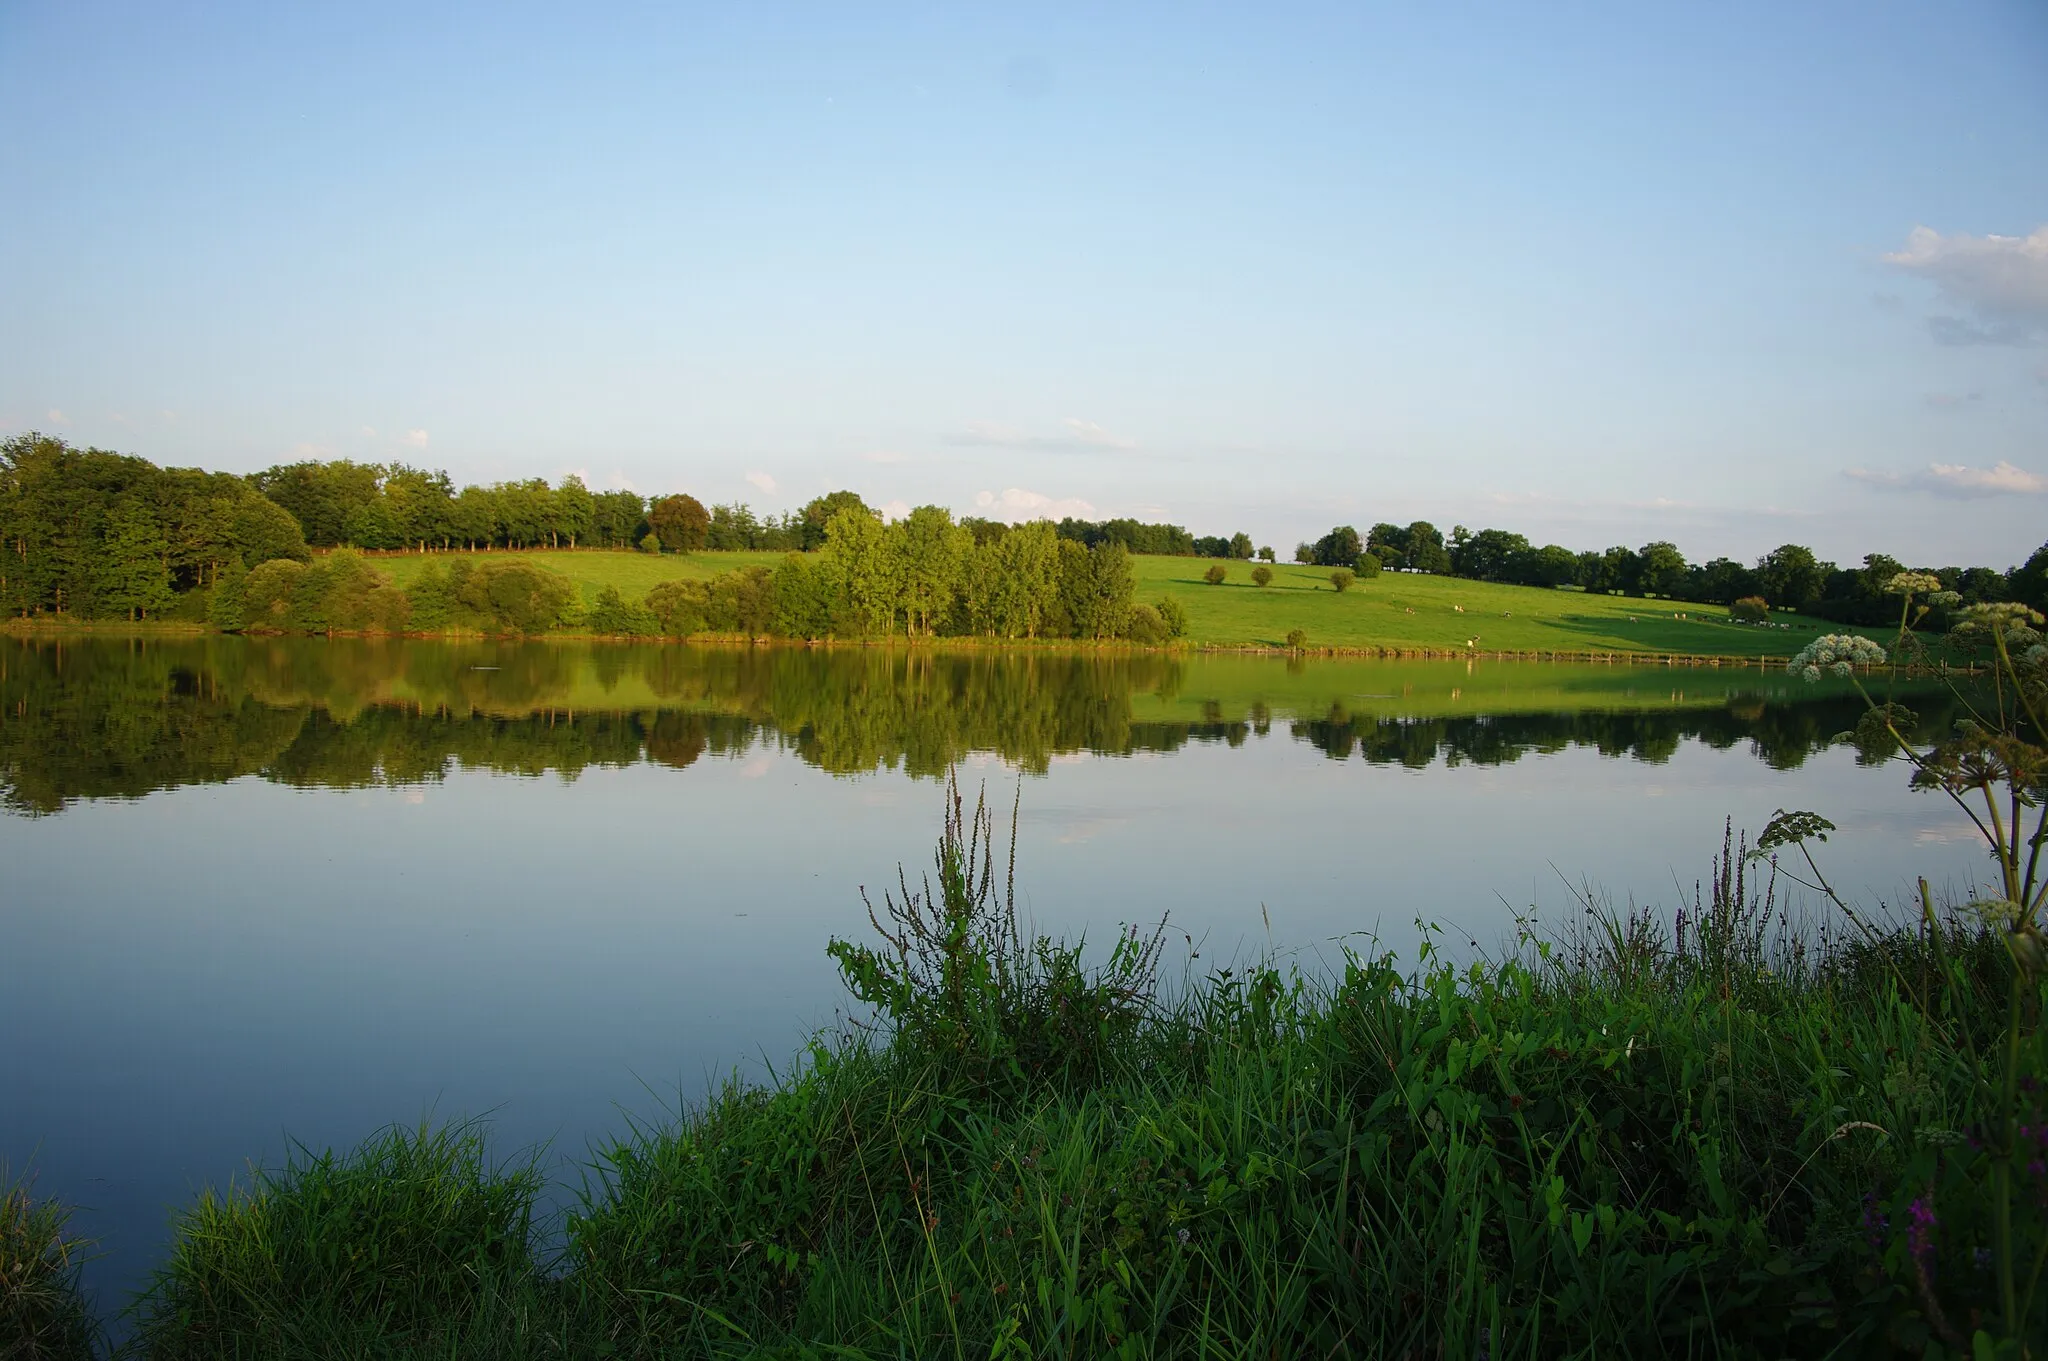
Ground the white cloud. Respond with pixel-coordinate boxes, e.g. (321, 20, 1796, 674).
(1923, 391, 1982, 409)
(360, 425, 379, 438)
(1884, 224, 2048, 345)
(45, 408, 69, 425)
(877, 498, 912, 521)
(971, 487, 1098, 521)
(862, 449, 909, 464)
(949, 417, 1140, 451)
(1061, 417, 1138, 450)
(402, 428, 430, 448)
(289, 442, 331, 459)
(745, 470, 778, 496)
(1846, 460, 2048, 498)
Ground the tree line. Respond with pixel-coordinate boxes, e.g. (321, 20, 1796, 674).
(1300, 520, 2048, 621)
(208, 506, 1188, 644)
(8, 431, 2044, 625)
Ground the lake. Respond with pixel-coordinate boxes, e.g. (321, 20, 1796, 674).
(0, 635, 1990, 1310)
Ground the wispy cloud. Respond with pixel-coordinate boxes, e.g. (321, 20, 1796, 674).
(745, 470, 778, 496)
(45, 408, 69, 426)
(1846, 460, 2048, 498)
(972, 487, 1098, 521)
(402, 428, 430, 448)
(948, 417, 1140, 452)
(1923, 390, 1983, 409)
(862, 449, 910, 465)
(1884, 224, 2048, 346)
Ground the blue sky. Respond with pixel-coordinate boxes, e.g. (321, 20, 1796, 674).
(2, 0, 2044, 568)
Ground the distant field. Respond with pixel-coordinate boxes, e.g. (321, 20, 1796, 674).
(355, 548, 1856, 658)
(1138, 558, 1842, 657)
(368, 548, 788, 602)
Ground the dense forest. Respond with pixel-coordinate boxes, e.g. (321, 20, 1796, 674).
(5, 432, 2044, 629)
(0, 636, 1936, 814)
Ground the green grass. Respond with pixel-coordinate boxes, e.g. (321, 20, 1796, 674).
(367, 547, 789, 607)
(357, 548, 1865, 658)
(2, 1163, 99, 1360)
(24, 797, 2043, 1358)
(1137, 556, 1846, 655)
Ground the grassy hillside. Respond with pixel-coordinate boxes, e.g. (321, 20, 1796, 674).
(357, 548, 1850, 658)
(369, 547, 787, 602)
(1137, 557, 1833, 656)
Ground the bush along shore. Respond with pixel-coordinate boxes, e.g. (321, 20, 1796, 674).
(7, 583, 2046, 1360)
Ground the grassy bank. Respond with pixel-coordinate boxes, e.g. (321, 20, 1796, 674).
(356, 548, 1853, 658)
(9, 795, 2043, 1359)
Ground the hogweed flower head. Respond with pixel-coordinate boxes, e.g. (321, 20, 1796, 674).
(1884, 571, 1944, 596)
(1788, 633, 1887, 683)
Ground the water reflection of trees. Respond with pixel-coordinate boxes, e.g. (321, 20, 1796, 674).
(1, 638, 1945, 814)
(1287, 694, 1945, 771)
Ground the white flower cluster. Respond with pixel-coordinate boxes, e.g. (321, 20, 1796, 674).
(1957, 602, 2046, 629)
(1787, 633, 1888, 683)
(1883, 571, 1944, 596)
(1928, 590, 1962, 608)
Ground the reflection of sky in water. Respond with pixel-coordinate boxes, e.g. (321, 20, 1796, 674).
(1, 730, 1988, 1315)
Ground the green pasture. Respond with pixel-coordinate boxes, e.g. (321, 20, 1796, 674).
(1135, 556, 1835, 655)
(367, 547, 788, 603)
(358, 547, 1864, 658)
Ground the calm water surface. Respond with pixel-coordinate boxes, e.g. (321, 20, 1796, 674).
(0, 636, 1991, 1308)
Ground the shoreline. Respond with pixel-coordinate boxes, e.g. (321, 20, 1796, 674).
(0, 617, 1864, 668)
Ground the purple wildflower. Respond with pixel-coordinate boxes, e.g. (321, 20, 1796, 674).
(1907, 1195, 1936, 1275)
(1860, 1192, 1887, 1256)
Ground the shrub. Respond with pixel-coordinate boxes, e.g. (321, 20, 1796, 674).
(1357, 551, 1382, 579)
(1731, 595, 1770, 623)
(638, 531, 663, 555)
(645, 579, 710, 637)
(1203, 563, 1227, 585)
(1285, 627, 1308, 649)
(454, 561, 577, 635)
(1153, 595, 1188, 639)
(1251, 565, 1273, 588)
(239, 558, 308, 632)
(207, 560, 250, 632)
(583, 584, 658, 636)
(1329, 569, 1356, 592)
(1, 1165, 98, 1361)
(1126, 603, 1170, 645)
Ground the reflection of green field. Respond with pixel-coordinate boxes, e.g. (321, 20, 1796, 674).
(1121, 654, 1853, 724)
(1, 637, 1929, 811)
(363, 548, 1865, 658)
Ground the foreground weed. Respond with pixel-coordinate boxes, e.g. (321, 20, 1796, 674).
(130, 1120, 551, 1359)
(1765, 579, 2048, 1353)
(1, 1163, 98, 1361)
